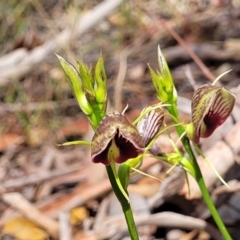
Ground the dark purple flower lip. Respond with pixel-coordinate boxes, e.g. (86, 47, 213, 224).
(190, 84, 235, 143)
(91, 112, 144, 165)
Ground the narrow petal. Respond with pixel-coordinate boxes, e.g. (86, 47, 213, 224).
(137, 108, 164, 146)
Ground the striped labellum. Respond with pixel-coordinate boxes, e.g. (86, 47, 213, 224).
(190, 84, 235, 143)
(137, 108, 164, 146)
(136, 107, 164, 156)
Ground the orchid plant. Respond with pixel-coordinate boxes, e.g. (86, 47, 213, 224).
(57, 47, 235, 240)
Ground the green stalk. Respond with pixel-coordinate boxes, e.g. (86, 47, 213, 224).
(106, 165, 139, 240)
(91, 123, 139, 239)
(167, 105, 232, 240)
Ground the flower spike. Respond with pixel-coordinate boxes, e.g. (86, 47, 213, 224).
(149, 45, 177, 104)
(57, 53, 108, 130)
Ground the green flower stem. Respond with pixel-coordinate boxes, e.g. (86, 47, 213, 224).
(91, 124, 138, 239)
(167, 105, 232, 240)
(106, 165, 139, 240)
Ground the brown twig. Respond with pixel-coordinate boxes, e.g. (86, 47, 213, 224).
(94, 212, 222, 240)
(136, 3, 216, 82)
(59, 211, 72, 240)
(2, 192, 59, 239)
(212, 180, 240, 195)
(0, 0, 124, 86)
(161, 21, 216, 82)
(1, 164, 84, 189)
(114, 48, 130, 112)
(39, 157, 160, 218)
(0, 99, 77, 115)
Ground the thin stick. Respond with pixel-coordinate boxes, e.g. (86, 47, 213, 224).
(136, 2, 216, 82)
(0, 0, 124, 85)
(1, 164, 82, 189)
(161, 21, 215, 82)
(2, 193, 59, 239)
(114, 48, 131, 111)
(59, 211, 72, 240)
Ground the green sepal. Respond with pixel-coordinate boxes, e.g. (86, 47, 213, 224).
(180, 157, 196, 178)
(77, 61, 95, 98)
(149, 66, 168, 103)
(95, 53, 107, 112)
(56, 140, 91, 146)
(157, 46, 174, 97)
(56, 54, 93, 116)
(149, 46, 177, 104)
(118, 155, 143, 190)
(110, 158, 130, 203)
(185, 122, 196, 143)
(118, 163, 131, 191)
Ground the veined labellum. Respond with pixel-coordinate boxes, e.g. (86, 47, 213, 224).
(91, 112, 144, 165)
(189, 84, 235, 143)
(137, 107, 164, 154)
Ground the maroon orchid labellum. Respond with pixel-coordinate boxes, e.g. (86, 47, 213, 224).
(91, 112, 144, 165)
(188, 84, 235, 144)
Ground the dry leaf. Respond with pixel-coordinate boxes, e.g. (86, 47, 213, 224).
(70, 207, 89, 226)
(0, 133, 23, 151)
(128, 177, 161, 198)
(2, 217, 48, 240)
(60, 118, 89, 137)
(108, 12, 126, 26)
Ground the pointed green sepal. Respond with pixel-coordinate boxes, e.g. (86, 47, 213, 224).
(56, 54, 93, 116)
(149, 46, 177, 104)
(56, 140, 91, 147)
(95, 53, 107, 112)
(157, 46, 173, 94)
(118, 154, 143, 190)
(78, 61, 95, 96)
(149, 66, 168, 102)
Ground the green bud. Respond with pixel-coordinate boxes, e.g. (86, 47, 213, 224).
(56, 54, 93, 116)
(165, 152, 182, 165)
(149, 46, 177, 104)
(95, 53, 107, 112)
(157, 46, 173, 94)
(180, 157, 195, 177)
(57, 53, 109, 129)
(163, 153, 195, 177)
(149, 66, 169, 102)
(78, 61, 95, 97)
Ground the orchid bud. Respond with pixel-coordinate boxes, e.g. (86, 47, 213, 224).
(94, 53, 107, 113)
(149, 46, 177, 104)
(187, 84, 235, 144)
(91, 112, 144, 165)
(57, 54, 108, 130)
(57, 55, 93, 116)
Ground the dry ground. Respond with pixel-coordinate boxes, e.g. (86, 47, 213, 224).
(1, 0, 240, 239)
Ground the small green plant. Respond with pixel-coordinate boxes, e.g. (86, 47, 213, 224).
(57, 46, 235, 240)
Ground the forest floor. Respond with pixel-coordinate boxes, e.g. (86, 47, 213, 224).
(1, 1, 240, 239)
